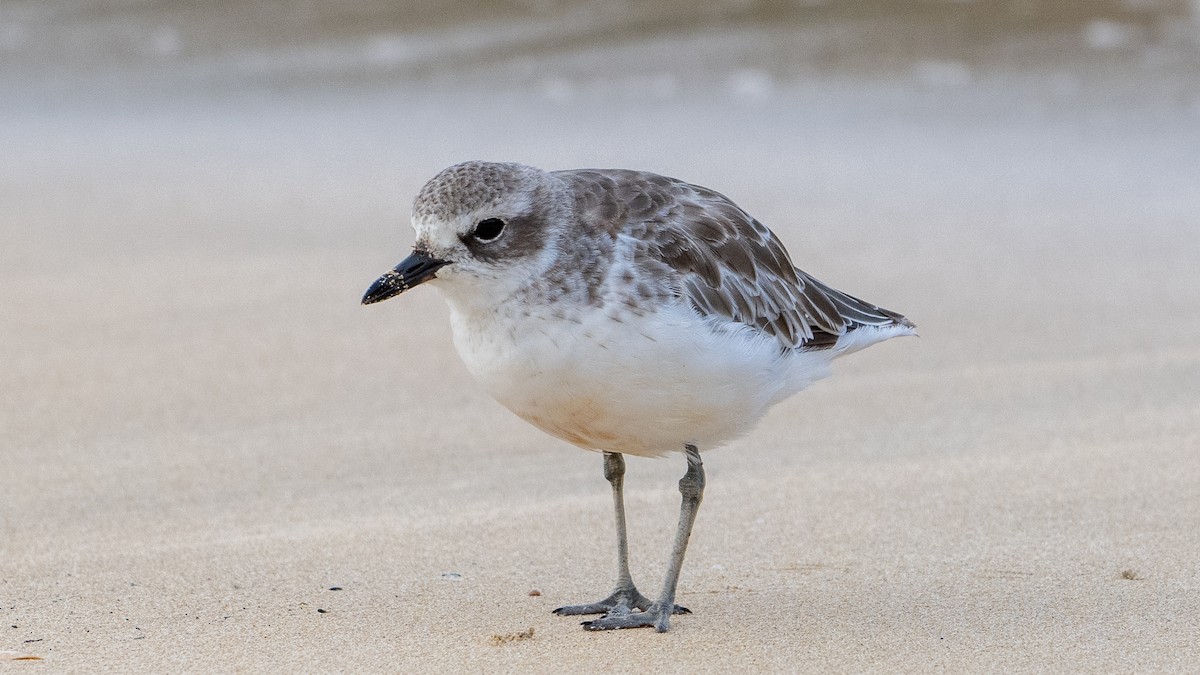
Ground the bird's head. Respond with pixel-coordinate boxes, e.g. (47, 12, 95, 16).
(362, 161, 568, 308)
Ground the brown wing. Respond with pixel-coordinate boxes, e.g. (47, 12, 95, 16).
(560, 169, 912, 350)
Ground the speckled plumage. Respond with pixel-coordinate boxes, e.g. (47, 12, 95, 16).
(364, 161, 915, 632)
(376, 161, 917, 457)
(555, 167, 913, 349)
(408, 161, 912, 352)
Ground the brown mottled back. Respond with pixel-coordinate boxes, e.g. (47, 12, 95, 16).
(557, 169, 912, 350)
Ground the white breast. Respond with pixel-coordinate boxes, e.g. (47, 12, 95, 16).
(445, 295, 836, 457)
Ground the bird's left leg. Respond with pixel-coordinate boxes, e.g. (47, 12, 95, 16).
(582, 444, 705, 632)
(556, 451, 662, 614)
(553, 452, 664, 616)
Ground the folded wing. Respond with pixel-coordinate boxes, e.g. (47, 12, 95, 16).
(563, 169, 913, 351)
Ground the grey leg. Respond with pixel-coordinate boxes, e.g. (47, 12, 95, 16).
(553, 453, 651, 615)
(553, 452, 691, 618)
(582, 444, 705, 632)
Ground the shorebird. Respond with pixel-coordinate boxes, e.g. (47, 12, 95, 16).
(363, 161, 914, 632)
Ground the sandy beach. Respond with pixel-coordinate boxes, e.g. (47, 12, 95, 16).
(3, 3, 1200, 671)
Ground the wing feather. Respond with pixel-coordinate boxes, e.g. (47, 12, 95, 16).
(560, 169, 913, 350)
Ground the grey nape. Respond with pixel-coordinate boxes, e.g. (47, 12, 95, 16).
(553, 446, 705, 632)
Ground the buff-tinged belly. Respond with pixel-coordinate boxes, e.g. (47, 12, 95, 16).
(450, 302, 795, 457)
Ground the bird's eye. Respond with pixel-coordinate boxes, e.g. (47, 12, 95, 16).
(472, 218, 506, 242)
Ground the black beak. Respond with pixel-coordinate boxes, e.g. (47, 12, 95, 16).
(361, 250, 451, 305)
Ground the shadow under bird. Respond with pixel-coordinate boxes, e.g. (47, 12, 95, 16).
(363, 161, 915, 632)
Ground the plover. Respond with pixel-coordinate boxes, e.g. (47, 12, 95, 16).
(363, 161, 914, 632)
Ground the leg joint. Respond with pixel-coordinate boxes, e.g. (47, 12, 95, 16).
(678, 444, 705, 500)
(603, 452, 625, 485)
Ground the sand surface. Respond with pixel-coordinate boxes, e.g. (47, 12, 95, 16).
(3, 5, 1200, 672)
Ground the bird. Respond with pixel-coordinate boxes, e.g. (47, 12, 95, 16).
(362, 161, 915, 632)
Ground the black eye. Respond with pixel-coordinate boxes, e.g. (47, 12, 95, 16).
(472, 218, 505, 242)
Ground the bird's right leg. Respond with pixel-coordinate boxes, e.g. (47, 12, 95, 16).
(553, 452, 687, 617)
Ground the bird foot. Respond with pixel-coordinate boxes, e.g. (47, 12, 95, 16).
(552, 587, 689, 618)
(552, 586, 652, 616)
(581, 603, 682, 632)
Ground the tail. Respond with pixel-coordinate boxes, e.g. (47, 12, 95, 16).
(830, 321, 917, 357)
(796, 269, 916, 354)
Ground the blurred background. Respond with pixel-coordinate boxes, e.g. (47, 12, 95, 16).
(4, 0, 1200, 579)
(3, 2, 1200, 668)
(3, 0, 1198, 305)
(4, 0, 1200, 556)
(4, 0, 1200, 98)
